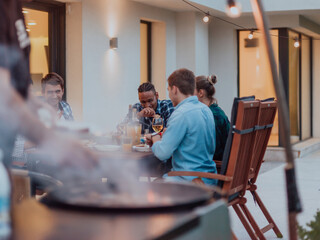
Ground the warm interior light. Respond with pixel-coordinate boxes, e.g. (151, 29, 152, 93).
(248, 31, 254, 39)
(294, 38, 300, 48)
(203, 15, 210, 23)
(226, 0, 241, 18)
(26, 29, 30, 32)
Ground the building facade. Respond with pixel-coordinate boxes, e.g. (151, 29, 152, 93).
(23, 0, 320, 146)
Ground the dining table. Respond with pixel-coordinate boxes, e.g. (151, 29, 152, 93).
(22, 146, 171, 178)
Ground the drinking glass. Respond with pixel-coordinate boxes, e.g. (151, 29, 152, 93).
(152, 117, 164, 133)
(121, 136, 132, 152)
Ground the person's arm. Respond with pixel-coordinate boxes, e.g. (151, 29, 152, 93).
(0, 67, 97, 168)
(136, 107, 155, 118)
(151, 112, 187, 160)
(0, 67, 50, 144)
(161, 101, 174, 128)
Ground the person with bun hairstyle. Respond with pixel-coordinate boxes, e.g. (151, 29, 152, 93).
(195, 75, 230, 160)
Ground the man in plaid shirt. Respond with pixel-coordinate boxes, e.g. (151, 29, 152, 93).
(133, 82, 174, 134)
(41, 73, 74, 121)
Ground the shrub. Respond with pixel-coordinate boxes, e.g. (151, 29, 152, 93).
(298, 210, 320, 240)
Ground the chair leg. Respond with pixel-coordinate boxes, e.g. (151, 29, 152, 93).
(232, 204, 258, 240)
(239, 202, 266, 240)
(252, 190, 283, 238)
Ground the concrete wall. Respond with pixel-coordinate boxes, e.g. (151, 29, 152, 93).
(176, 12, 209, 76)
(77, 0, 176, 130)
(176, 12, 196, 71)
(208, 18, 238, 118)
(195, 12, 209, 76)
(66, 2, 83, 120)
(313, 40, 320, 137)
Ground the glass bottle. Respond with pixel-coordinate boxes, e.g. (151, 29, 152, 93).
(127, 109, 142, 145)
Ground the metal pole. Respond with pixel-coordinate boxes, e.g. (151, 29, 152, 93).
(249, 0, 302, 239)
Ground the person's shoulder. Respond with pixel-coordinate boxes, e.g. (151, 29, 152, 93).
(159, 99, 173, 107)
(210, 104, 227, 116)
(60, 100, 71, 107)
(210, 104, 230, 122)
(60, 101, 72, 113)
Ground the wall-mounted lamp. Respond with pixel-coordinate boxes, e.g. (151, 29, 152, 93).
(110, 37, 118, 49)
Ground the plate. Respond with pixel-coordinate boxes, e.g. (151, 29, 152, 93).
(94, 144, 121, 152)
(132, 145, 152, 152)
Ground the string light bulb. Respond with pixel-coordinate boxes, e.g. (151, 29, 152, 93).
(226, 0, 241, 18)
(248, 31, 254, 40)
(203, 14, 210, 23)
(294, 38, 300, 48)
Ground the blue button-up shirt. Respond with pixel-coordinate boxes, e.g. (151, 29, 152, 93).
(152, 96, 217, 185)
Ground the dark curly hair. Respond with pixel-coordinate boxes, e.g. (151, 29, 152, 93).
(138, 82, 156, 93)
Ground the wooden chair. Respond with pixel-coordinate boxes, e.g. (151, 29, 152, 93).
(168, 97, 265, 239)
(243, 99, 283, 238)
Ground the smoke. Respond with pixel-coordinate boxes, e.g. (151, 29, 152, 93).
(1, 46, 159, 205)
(24, 125, 155, 202)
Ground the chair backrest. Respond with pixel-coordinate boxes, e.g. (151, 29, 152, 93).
(219, 96, 255, 176)
(248, 99, 277, 184)
(218, 97, 260, 198)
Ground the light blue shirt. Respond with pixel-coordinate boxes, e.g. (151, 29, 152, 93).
(152, 96, 217, 185)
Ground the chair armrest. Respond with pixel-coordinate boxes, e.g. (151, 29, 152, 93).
(214, 159, 222, 167)
(214, 159, 222, 173)
(167, 171, 233, 182)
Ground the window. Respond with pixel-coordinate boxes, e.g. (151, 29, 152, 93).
(23, 8, 49, 96)
(239, 30, 279, 146)
(23, 0, 66, 98)
(239, 28, 313, 146)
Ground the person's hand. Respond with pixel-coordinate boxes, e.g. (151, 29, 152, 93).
(145, 134, 153, 146)
(145, 133, 161, 146)
(39, 132, 99, 169)
(151, 134, 161, 143)
(137, 107, 155, 118)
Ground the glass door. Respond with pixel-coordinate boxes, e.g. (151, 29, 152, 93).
(239, 28, 312, 146)
(288, 30, 300, 143)
(22, 1, 66, 98)
(23, 8, 49, 96)
(239, 30, 279, 146)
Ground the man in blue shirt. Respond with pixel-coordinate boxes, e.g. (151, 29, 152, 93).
(148, 68, 217, 185)
(133, 82, 174, 134)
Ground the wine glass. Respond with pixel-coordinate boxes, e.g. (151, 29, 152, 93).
(152, 117, 163, 133)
